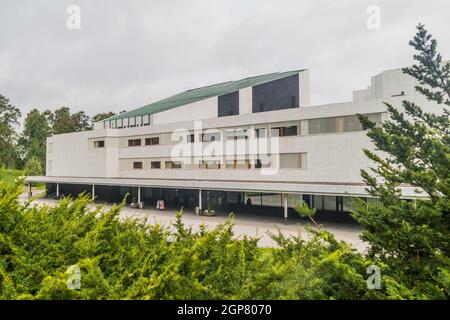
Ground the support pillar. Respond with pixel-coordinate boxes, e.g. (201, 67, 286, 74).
(199, 189, 202, 210)
(92, 184, 95, 200)
(56, 183, 60, 197)
(137, 186, 141, 204)
(283, 194, 288, 220)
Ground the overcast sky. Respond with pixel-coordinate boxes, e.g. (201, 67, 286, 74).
(1, 0, 449, 118)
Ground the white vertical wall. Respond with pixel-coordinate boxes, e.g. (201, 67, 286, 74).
(299, 70, 311, 107)
(152, 96, 218, 125)
(239, 87, 252, 115)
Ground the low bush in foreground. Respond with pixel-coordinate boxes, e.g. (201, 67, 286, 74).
(0, 181, 447, 300)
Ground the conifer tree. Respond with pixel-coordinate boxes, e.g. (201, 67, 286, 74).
(354, 24, 449, 299)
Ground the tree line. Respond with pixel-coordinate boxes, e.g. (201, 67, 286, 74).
(0, 100, 119, 174)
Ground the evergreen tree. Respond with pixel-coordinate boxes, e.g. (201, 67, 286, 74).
(354, 24, 449, 299)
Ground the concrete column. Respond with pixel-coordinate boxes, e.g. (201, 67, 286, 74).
(199, 189, 202, 210)
(283, 194, 288, 220)
(249, 125, 256, 169)
(92, 184, 95, 200)
(56, 183, 59, 197)
(137, 186, 141, 204)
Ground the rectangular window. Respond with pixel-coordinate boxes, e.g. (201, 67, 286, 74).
(218, 91, 239, 117)
(128, 139, 141, 147)
(271, 125, 297, 137)
(129, 117, 136, 127)
(307, 113, 381, 135)
(323, 196, 337, 211)
(261, 193, 282, 207)
(143, 115, 150, 125)
(226, 128, 248, 140)
(187, 133, 195, 143)
(145, 137, 159, 145)
(202, 132, 220, 142)
(279, 153, 306, 169)
(118, 118, 123, 128)
(313, 195, 324, 210)
(94, 140, 105, 148)
(151, 161, 161, 169)
(342, 115, 362, 132)
(200, 160, 221, 169)
(308, 117, 337, 134)
(255, 128, 267, 139)
(225, 159, 250, 169)
(165, 161, 182, 169)
(133, 162, 143, 169)
(123, 118, 129, 128)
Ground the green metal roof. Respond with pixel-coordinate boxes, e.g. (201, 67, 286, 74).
(107, 70, 304, 121)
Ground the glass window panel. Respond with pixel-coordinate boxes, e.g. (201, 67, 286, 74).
(323, 196, 337, 211)
(313, 195, 323, 210)
(255, 128, 267, 138)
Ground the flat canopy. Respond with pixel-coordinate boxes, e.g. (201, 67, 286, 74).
(25, 176, 426, 199)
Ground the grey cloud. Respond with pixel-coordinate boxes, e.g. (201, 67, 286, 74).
(0, 0, 449, 119)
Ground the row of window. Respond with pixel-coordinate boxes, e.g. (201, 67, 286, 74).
(95, 113, 382, 149)
(308, 114, 380, 134)
(105, 114, 152, 129)
(130, 153, 306, 170)
(122, 124, 299, 148)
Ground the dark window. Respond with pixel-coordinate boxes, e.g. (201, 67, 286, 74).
(133, 162, 143, 169)
(218, 91, 239, 117)
(202, 132, 220, 142)
(151, 161, 161, 169)
(285, 125, 298, 136)
(128, 139, 141, 147)
(290, 95, 296, 106)
(165, 161, 181, 169)
(94, 140, 105, 148)
(271, 125, 298, 137)
(145, 137, 159, 145)
(187, 134, 195, 143)
(252, 74, 300, 113)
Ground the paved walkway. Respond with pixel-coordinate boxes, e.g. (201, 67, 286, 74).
(21, 192, 367, 252)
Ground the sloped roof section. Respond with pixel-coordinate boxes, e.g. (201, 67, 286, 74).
(107, 70, 304, 121)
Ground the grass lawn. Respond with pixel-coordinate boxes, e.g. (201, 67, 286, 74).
(0, 168, 45, 190)
(0, 168, 24, 185)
